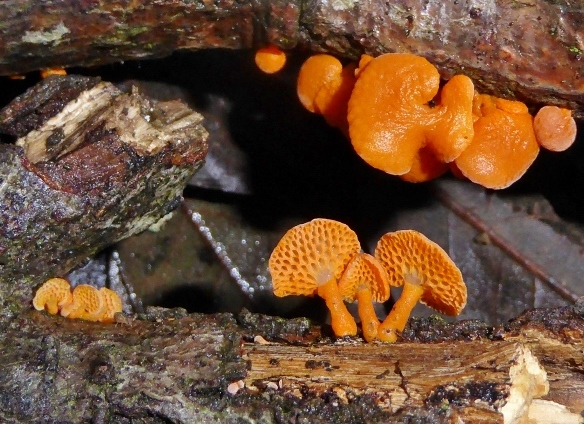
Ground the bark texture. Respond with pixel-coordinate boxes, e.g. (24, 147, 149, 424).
(0, 1, 582, 117)
(0, 304, 583, 423)
(0, 75, 208, 284)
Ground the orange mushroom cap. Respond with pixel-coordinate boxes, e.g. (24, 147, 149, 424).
(399, 146, 449, 183)
(98, 287, 123, 323)
(313, 63, 357, 132)
(455, 93, 539, 189)
(374, 230, 467, 342)
(533, 106, 577, 152)
(297, 55, 345, 114)
(337, 253, 391, 342)
(40, 67, 67, 79)
(33, 277, 73, 315)
(254, 45, 287, 74)
(269, 218, 361, 337)
(348, 53, 474, 175)
(60, 284, 104, 321)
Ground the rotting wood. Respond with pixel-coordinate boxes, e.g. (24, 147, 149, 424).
(243, 340, 547, 421)
(0, 1, 582, 118)
(0, 75, 208, 286)
(0, 303, 583, 423)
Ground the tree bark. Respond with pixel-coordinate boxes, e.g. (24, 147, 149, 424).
(0, 75, 208, 286)
(0, 304, 583, 423)
(0, 1, 582, 118)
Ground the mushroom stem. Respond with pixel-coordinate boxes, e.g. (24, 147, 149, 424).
(356, 287, 380, 342)
(378, 281, 425, 342)
(317, 279, 358, 337)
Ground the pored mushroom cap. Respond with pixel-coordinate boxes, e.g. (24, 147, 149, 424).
(98, 287, 123, 323)
(338, 253, 391, 303)
(269, 218, 361, 297)
(374, 230, 467, 316)
(348, 53, 474, 175)
(254, 45, 287, 74)
(33, 277, 72, 315)
(297, 55, 344, 113)
(533, 106, 577, 152)
(455, 93, 539, 189)
(60, 284, 104, 320)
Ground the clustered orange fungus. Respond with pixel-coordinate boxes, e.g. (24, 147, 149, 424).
(269, 219, 467, 342)
(33, 278, 123, 323)
(296, 52, 578, 188)
(254, 45, 287, 74)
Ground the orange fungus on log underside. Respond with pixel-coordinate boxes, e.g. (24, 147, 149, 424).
(254, 45, 287, 74)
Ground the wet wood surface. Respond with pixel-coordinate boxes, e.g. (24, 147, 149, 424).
(1, 305, 583, 423)
(0, 0, 582, 117)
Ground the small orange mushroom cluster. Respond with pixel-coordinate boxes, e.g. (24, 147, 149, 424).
(296, 52, 578, 188)
(33, 278, 122, 323)
(269, 219, 467, 342)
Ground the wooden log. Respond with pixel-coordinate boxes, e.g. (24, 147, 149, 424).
(0, 1, 582, 118)
(0, 75, 208, 284)
(1, 304, 582, 423)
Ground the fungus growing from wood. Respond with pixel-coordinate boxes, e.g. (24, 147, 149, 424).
(455, 94, 539, 189)
(32, 277, 72, 315)
(399, 147, 449, 183)
(297, 54, 344, 114)
(269, 218, 361, 337)
(60, 284, 104, 321)
(254, 45, 287, 74)
(337, 253, 391, 342)
(533, 106, 577, 152)
(347, 53, 474, 175)
(374, 230, 467, 343)
(98, 287, 123, 323)
(313, 63, 356, 132)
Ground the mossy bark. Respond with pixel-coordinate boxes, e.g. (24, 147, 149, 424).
(0, 1, 582, 118)
(0, 305, 583, 423)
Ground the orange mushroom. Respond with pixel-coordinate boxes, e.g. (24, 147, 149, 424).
(347, 53, 474, 175)
(399, 146, 449, 183)
(455, 93, 539, 189)
(374, 230, 467, 343)
(337, 253, 391, 342)
(98, 288, 123, 323)
(254, 45, 287, 74)
(313, 63, 356, 132)
(60, 284, 104, 321)
(33, 277, 73, 315)
(269, 218, 361, 337)
(296, 54, 358, 132)
(40, 67, 67, 78)
(533, 106, 577, 152)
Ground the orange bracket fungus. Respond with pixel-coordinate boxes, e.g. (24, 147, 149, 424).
(454, 94, 540, 189)
(533, 105, 577, 152)
(269, 218, 361, 337)
(60, 284, 105, 321)
(374, 230, 467, 343)
(32, 277, 73, 315)
(254, 45, 287, 74)
(347, 53, 475, 176)
(337, 253, 391, 342)
(296, 54, 356, 132)
(98, 287, 124, 323)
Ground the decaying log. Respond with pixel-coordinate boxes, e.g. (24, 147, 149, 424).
(1, 304, 583, 423)
(0, 75, 208, 284)
(0, 1, 582, 118)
